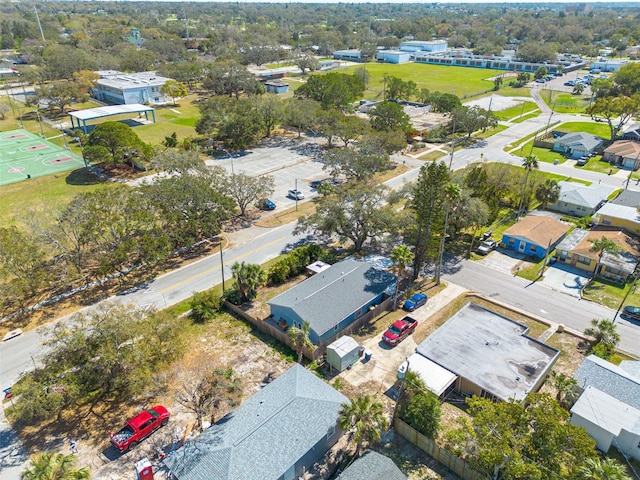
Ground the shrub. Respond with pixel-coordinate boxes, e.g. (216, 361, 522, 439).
(223, 289, 243, 306)
(190, 289, 223, 323)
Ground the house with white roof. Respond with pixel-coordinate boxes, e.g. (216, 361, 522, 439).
(570, 355, 640, 460)
(594, 203, 640, 236)
(92, 71, 172, 105)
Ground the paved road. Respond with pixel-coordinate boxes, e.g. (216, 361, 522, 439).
(440, 256, 640, 356)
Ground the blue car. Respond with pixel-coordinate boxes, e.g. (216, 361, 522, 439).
(403, 293, 428, 312)
(259, 199, 276, 210)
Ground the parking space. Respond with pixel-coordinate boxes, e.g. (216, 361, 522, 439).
(204, 138, 329, 208)
(476, 248, 528, 275)
(540, 262, 590, 298)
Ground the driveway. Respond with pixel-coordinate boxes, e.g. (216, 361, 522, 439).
(476, 248, 529, 275)
(540, 262, 590, 298)
(339, 283, 468, 391)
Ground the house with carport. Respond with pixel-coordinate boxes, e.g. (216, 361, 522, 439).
(548, 181, 613, 217)
(570, 355, 640, 460)
(603, 140, 640, 170)
(164, 364, 348, 480)
(501, 215, 570, 260)
(412, 303, 559, 402)
(554, 227, 639, 283)
(268, 258, 396, 345)
(552, 132, 603, 159)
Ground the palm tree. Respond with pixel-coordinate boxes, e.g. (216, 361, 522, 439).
(287, 320, 313, 363)
(577, 457, 631, 480)
(573, 83, 586, 95)
(338, 394, 388, 460)
(390, 245, 414, 308)
(435, 183, 461, 285)
(22, 452, 90, 480)
(518, 154, 539, 214)
(535, 178, 561, 209)
(585, 318, 620, 356)
(589, 236, 620, 281)
(231, 261, 267, 302)
(549, 370, 579, 409)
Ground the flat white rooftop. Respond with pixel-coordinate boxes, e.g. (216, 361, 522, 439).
(69, 104, 154, 121)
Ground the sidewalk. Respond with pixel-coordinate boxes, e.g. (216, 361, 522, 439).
(0, 406, 29, 480)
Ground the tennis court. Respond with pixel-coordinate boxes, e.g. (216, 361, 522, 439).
(0, 129, 86, 186)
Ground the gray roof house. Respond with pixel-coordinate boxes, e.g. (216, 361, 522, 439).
(415, 303, 559, 402)
(268, 258, 396, 345)
(164, 364, 348, 480)
(593, 202, 640, 235)
(337, 450, 407, 480)
(548, 181, 614, 217)
(552, 132, 604, 159)
(610, 189, 640, 208)
(621, 122, 640, 142)
(570, 355, 640, 460)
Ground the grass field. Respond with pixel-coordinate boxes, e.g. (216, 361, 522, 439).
(340, 63, 504, 100)
(493, 101, 538, 121)
(541, 89, 592, 114)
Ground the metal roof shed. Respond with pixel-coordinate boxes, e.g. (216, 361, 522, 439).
(327, 336, 361, 372)
(398, 353, 457, 397)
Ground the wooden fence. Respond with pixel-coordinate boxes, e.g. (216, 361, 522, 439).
(394, 419, 486, 480)
(224, 295, 393, 361)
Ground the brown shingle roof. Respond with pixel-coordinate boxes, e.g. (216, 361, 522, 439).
(503, 216, 570, 247)
(604, 140, 640, 158)
(570, 228, 640, 260)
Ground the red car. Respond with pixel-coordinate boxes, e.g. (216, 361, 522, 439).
(382, 316, 418, 346)
(110, 405, 170, 452)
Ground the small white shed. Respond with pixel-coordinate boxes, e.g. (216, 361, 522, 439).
(327, 336, 361, 372)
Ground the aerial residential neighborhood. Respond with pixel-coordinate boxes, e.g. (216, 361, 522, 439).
(2, 1, 640, 480)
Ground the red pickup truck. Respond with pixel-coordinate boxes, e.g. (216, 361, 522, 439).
(382, 316, 418, 346)
(110, 405, 170, 452)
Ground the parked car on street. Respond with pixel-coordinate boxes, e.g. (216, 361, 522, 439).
(287, 189, 305, 200)
(403, 292, 428, 312)
(110, 406, 170, 452)
(477, 239, 498, 255)
(623, 306, 640, 321)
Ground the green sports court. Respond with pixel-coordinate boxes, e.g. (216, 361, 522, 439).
(0, 129, 86, 186)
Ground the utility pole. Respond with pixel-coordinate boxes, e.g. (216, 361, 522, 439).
(391, 357, 410, 428)
(295, 178, 299, 211)
(613, 271, 639, 323)
(219, 241, 225, 294)
(34, 6, 46, 45)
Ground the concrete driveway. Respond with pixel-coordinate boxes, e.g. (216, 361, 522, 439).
(540, 262, 590, 298)
(476, 248, 529, 275)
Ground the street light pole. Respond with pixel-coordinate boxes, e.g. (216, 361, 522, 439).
(295, 178, 299, 211)
(219, 241, 225, 294)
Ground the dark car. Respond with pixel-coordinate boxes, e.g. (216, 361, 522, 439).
(403, 293, 428, 312)
(477, 239, 498, 255)
(259, 199, 276, 210)
(623, 306, 640, 321)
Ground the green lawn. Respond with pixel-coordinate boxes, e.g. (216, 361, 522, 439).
(0, 169, 117, 228)
(582, 279, 640, 310)
(126, 97, 201, 145)
(493, 101, 538, 121)
(540, 89, 592, 114)
(475, 124, 508, 139)
(553, 121, 611, 138)
(340, 62, 504, 100)
(512, 111, 541, 124)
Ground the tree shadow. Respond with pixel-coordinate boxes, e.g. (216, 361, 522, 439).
(65, 168, 105, 186)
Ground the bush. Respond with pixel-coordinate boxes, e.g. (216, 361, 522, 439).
(190, 289, 223, 323)
(223, 289, 243, 306)
(590, 341, 613, 360)
(268, 245, 332, 285)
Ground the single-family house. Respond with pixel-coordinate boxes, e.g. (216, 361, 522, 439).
(610, 189, 640, 208)
(621, 123, 640, 142)
(268, 258, 396, 345)
(337, 450, 407, 480)
(414, 303, 559, 402)
(92, 71, 171, 105)
(593, 203, 640, 236)
(554, 228, 640, 283)
(376, 50, 411, 64)
(548, 181, 614, 217)
(333, 49, 362, 62)
(570, 355, 640, 460)
(603, 140, 640, 170)
(501, 215, 570, 259)
(164, 364, 348, 480)
(552, 132, 604, 159)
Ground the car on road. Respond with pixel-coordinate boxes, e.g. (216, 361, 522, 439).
(477, 239, 498, 255)
(287, 189, 305, 200)
(535, 78, 546, 83)
(110, 405, 170, 452)
(623, 306, 640, 321)
(259, 198, 276, 210)
(403, 292, 428, 312)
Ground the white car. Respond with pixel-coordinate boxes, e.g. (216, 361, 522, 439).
(287, 189, 305, 200)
